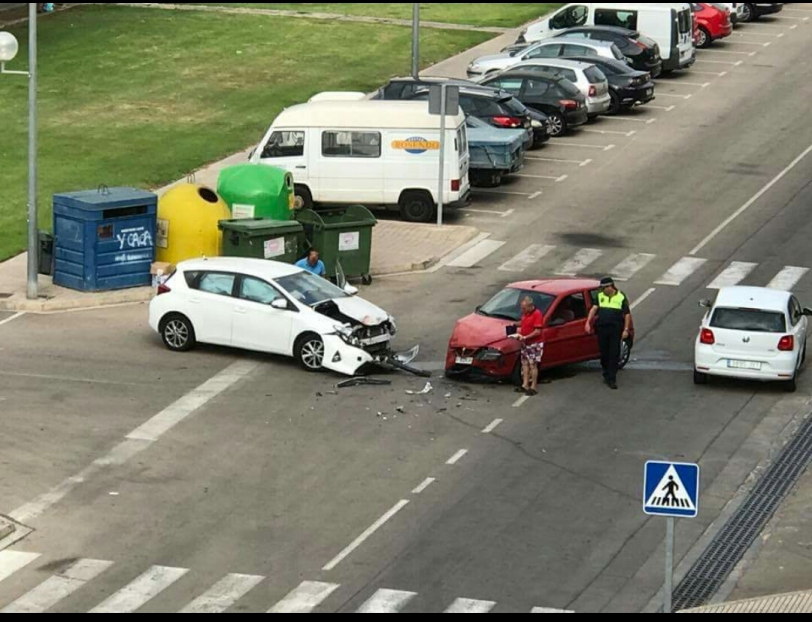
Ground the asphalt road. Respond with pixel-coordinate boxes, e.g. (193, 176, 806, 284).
(2, 8, 812, 613)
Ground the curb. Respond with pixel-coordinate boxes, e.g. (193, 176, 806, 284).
(0, 287, 154, 313)
(0, 519, 15, 542)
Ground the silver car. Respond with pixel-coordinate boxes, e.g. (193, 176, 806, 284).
(468, 39, 628, 80)
(510, 58, 611, 118)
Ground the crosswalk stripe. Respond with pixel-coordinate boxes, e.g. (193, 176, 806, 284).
(767, 266, 809, 292)
(2, 558, 113, 613)
(89, 565, 189, 613)
(707, 261, 758, 289)
(655, 257, 708, 286)
(356, 589, 417, 613)
(180, 573, 265, 614)
(447, 240, 505, 268)
(268, 581, 340, 613)
(0, 551, 40, 584)
(531, 607, 575, 613)
(498, 245, 556, 273)
(610, 253, 656, 281)
(555, 248, 603, 276)
(444, 597, 497, 613)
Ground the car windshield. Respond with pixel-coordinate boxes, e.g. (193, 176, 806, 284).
(479, 288, 556, 321)
(276, 271, 348, 306)
(710, 308, 787, 333)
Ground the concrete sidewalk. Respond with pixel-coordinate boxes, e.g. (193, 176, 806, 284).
(680, 590, 812, 613)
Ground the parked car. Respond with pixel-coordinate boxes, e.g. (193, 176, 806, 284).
(692, 3, 733, 48)
(150, 258, 400, 376)
(464, 115, 527, 187)
(506, 58, 611, 118)
(550, 25, 663, 78)
(560, 55, 655, 114)
(517, 3, 696, 74)
(694, 286, 810, 391)
(478, 70, 589, 136)
(445, 278, 635, 384)
(739, 3, 784, 22)
(467, 39, 627, 80)
(713, 2, 746, 24)
(376, 77, 550, 147)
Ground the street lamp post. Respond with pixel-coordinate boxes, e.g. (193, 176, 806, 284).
(411, 4, 419, 78)
(0, 3, 38, 301)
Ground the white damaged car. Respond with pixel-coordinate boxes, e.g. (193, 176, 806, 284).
(149, 257, 402, 375)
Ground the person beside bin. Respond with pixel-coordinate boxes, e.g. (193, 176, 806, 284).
(295, 248, 327, 278)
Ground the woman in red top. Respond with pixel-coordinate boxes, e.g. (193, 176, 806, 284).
(511, 296, 544, 396)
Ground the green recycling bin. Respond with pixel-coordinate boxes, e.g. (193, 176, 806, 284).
(218, 218, 304, 263)
(295, 205, 377, 284)
(217, 164, 295, 221)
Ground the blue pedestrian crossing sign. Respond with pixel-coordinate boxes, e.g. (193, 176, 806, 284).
(644, 461, 700, 518)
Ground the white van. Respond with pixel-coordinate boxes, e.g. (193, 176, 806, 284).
(520, 3, 696, 73)
(249, 100, 470, 223)
(308, 91, 368, 102)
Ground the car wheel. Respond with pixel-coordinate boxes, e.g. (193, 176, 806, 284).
(741, 3, 754, 22)
(608, 91, 622, 115)
(295, 333, 325, 372)
(293, 184, 313, 210)
(693, 369, 709, 385)
(547, 111, 567, 137)
(399, 190, 435, 223)
(160, 314, 196, 352)
(785, 376, 798, 393)
(697, 27, 711, 48)
(618, 338, 633, 370)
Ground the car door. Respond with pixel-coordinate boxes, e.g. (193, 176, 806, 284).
(789, 296, 808, 361)
(186, 271, 238, 346)
(520, 78, 552, 111)
(542, 292, 594, 366)
(562, 43, 598, 58)
(231, 276, 297, 355)
(585, 288, 602, 358)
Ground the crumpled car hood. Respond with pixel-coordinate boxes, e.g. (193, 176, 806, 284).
(330, 296, 389, 326)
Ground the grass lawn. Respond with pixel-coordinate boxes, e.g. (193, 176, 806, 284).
(198, 3, 562, 28)
(0, 5, 488, 261)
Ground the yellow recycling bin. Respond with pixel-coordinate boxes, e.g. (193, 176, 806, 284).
(156, 184, 231, 264)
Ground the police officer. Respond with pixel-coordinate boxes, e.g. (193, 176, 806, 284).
(585, 277, 631, 390)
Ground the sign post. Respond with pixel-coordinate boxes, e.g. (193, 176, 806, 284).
(643, 461, 700, 613)
(428, 85, 459, 226)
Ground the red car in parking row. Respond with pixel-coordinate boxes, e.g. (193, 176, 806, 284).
(445, 278, 635, 385)
(693, 3, 734, 48)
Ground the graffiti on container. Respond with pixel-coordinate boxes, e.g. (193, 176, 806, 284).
(115, 252, 152, 264)
(117, 227, 153, 251)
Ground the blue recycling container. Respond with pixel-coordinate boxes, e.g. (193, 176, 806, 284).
(53, 187, 158, 292)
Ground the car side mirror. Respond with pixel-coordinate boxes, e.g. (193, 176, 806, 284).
(699, 299, 711, 309)
(344, 284, 359, 296)
(476, 305, 483, 312)
(271, 298, 289, 310)
(804, 308, 812, 317)
(248, 148, 255, 160)
(548, 318, 566, 327)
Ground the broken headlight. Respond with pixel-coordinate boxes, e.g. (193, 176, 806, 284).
(476, 348, 503, 362)
(334, 324, 361, 347)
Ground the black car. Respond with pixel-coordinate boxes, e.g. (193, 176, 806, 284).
(563, 55, 655, 114)
(741, 3, 784, 22)
(552, 26, 663, 78)
(478, 71, 589, 136)
(375, 76, 550, 147)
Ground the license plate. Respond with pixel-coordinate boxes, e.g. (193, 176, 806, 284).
(646, 88, 653, 96)
(456, 356, 474, 365)
(728, 360, 762, 371)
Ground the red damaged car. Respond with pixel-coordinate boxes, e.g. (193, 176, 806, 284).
(693, 3, 733, 48)
(445, 278, 634, 384)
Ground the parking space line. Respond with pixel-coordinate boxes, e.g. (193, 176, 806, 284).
(461, 208, 512, 216)
(656, 94, 691, 100)
(723, 40, 772, 46)
(696, 58, 744, 65)
(647, 105, 676, 111)
(743, 22, 794, 30)
(733, 31, 784, 37)
(513, 396, 529, 408)
(0, 312, 25, 327)
(447, 239, 505, 268)
(411, 477, 436, 495)
(770, 15, 810, 20)
(699, 49, 757, 56)
(550, 141, 616, 150)
(631, 288, 657, 311)
(526, 156, 592, 165)
(608, 116, 657, 124)
(446, 449, 468, 465)
(528, 191, 543, 200)
(655, 80, 710, 87)
(690, 70, 727, 76)
(502, 208, 515, 218)
(482, 419, 504, 434)
(582, 128, 637, 137)
(474, 188, 531, 197)
(322, 500, 410, 571)
(515, 173, 560, 180)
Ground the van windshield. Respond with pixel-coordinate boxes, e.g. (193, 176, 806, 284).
(710, 308, 787, 333)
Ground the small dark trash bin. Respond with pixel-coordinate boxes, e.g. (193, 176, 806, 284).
(38, 230, 54, 276)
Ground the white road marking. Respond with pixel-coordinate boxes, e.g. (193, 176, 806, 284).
(445, 598, 497, 613)
(447, 240, 505, 269)
(482, 419, 504, 434)
(268, 581, 340, 613)
(474, 188, 531, 197)
(515, 173, 560, 180)
(653, 93, 690, 100)
(502, 208, 515, 218)
(460, 208, 511, 216)
(691, 144, 812, 255)
(531, 607, 575, 613)
(556, 174, 569, 182)
(723, 39, 772, 46)
(646, 105, 677, 111)
(607, 116, 656, 123)
(655, 257, 708, 286)
(499, 244, 556, 273)
(582, 128, 636, 136)
(770, 15, 810, 20)
(707, 261, 758, 290)
(2, 558, 113, 613)
(180, 573, 265, 614)
(690, 70, 727, 76)
(767, 267, 810, 292)
(732, 31, 783, 37)
(611, 253, 656, 281)
(10, 360, 259, 523)
(630, 288, 657, 311)
(529, 191, 543, 200)
(322, 500, 410, 571)
(695, 58, 743, 65)
(356, 589, 417, 613)
(446, 449, 469, 465)
(513, 395, 530, 408)
(0, 311, 25, 327)
(698, 49, 755, 55)
(550, 141, 615, 150)
(655, 80, 710, 87)
(0, 551, 41, 584)
(411, 477, 436, 495)
(555, 248, 603, 276)
(90, 565, 189, 613)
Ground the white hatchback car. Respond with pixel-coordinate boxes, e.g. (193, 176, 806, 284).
(149, 257, 398, 376)
(694, 287, 812, 391)
(511, 58, 611, 117)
